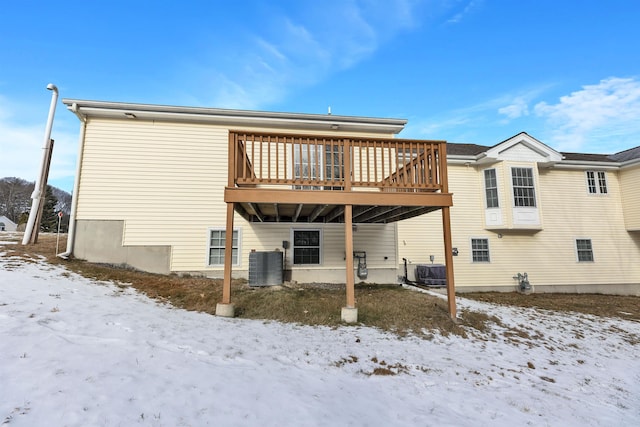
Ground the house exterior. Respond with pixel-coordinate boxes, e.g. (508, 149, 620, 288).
(60, 98, 640, 316)
(398, 133, 640, 295)
(60, 99, 456, 321)
(0, 215, 18, 232)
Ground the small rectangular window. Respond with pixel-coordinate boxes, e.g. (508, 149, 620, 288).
(484, 169, 499, 208)
(471, 238, 490, 262)
(293, 230, 321, 265)
(586, 171, 607, 195)
(209, 229, 239, 266)
(576, 239, 594, 262)
(511, 167, 536, 207)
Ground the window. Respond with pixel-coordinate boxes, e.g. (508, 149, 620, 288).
(471, 238, 490, 262)
(293, 229, 321, 265)
(294, 143, 343, 190)
(208, 229, 239, 266)
(511, 167, 536, 207)
(586, 171, 608, 194)
(324, 143, 344, 189)
(576, 239, 594, 262)
(294, 144, 320, 186)
(484, 169, 499, 208)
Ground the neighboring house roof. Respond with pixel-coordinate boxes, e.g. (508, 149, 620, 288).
(561, 152, 615, 162)
(0, 215, 18, 231)
(608, 146, 640, 162)
(446, 143, 490, 156)
(446, 131, 640, 169)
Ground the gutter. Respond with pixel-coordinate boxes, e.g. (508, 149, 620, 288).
(552, 160, 621, 171)
(58, 103, 86, 259)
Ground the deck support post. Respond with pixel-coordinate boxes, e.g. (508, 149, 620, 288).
(442, 206, 457, 320)
(341, 138, 357, 323)
(216, 201, 236, 317)
(342, 204, 358, 323)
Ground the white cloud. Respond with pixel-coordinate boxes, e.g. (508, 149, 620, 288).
(498, 97, 529, 119)
(447, 0, 483, 24)
(405, 85, 550, 142)
(204, 0, 428, 109)
(534, 77, 640, 152)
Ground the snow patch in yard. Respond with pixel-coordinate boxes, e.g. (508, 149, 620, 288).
(1, 254, 638, 426)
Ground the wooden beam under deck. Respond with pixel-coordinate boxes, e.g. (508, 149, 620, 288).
(225, 187, 452, 207)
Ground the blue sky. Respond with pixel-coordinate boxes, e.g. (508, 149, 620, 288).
(1, 0, 639, 193)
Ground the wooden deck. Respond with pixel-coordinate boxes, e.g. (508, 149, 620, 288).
(220, 130, 457, 320)
(224, 131, 453, 223)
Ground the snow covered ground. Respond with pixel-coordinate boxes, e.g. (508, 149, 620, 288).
(1, 237, 639, 426)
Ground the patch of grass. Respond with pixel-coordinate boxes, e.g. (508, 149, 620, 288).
(12, 234, 639, 338)
(7, 234, 478, 336)
(333, 356, 359, 367)
(362, 360, 411, 376)
(463, 291, 640, 321)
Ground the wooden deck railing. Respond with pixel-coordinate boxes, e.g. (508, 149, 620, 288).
(229, 131, 447, 193)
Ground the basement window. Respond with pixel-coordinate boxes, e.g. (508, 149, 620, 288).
(292, 229, 321, 265)
(576, 239, 594, 262)
(208, 229, 240, 266)
(471, 238, 490, 263)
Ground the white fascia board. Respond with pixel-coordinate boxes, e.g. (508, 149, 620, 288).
(447, 155, 485, 165)
(551, 160, 620, 171)
(61, 99, 407, 135)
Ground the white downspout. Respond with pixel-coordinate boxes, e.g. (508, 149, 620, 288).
(58, 103, 86, 259)
(22, 84, 59, 245)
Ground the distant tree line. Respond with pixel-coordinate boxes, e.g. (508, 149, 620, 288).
(0, 177, 72, 232)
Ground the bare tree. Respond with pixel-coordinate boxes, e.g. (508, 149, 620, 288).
(0, 177, 72, 225)
(0, 177, 33, 223)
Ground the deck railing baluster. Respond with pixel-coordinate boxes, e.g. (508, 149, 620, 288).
(229, 131, 445, 192)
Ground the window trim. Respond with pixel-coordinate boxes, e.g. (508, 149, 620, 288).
(291, 228, 322, 265)
(483, 168, 499, 209)
(207, 227, 241, 267)
(511, 167, 537, 208)
(585, 171, 608, 195)
(470, 237, 491, 263)
(575, 238, 594, 262)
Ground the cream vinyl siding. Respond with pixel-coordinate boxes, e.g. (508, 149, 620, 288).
(77, 118, 398, 274)
(239, 223, 396, 268)
(77, 118, 233, 271)
(620, 164, 640, 230)
(398, 164, 482, 275)
(398, 163, 640, 289)
(535, 168, 639, 285)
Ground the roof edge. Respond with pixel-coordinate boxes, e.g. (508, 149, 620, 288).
(61, 99, 408, 134)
